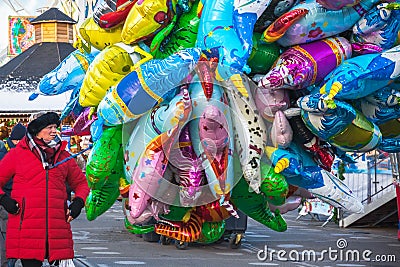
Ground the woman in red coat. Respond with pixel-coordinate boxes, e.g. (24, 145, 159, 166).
(0, 112, 89, 267)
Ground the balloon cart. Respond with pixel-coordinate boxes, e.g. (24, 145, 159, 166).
(389, 153, 400, 241)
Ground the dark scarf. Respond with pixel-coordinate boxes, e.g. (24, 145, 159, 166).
(27, 133, 62, 169)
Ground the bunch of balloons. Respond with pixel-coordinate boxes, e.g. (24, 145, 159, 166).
(30, 0, 400, 245)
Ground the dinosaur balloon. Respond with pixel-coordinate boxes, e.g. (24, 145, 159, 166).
(230, 172, 287, 232)
(224, 75, 267, 193)
(86, 125, 123, 189)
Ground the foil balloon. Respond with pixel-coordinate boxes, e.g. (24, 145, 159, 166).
(197, 220, 225, 244)
(195, 55, 218, 100)
(247, 32, 281, 75)
(168, 125, 206, 207)
(195, 200, 231, 222)
(79, 43, 152, 107)
(289, 115, 335, 171)
(353, 84, 400, 125)
(128, 88, 192, 218)
(30, 49, 99, 100)
(377, 118, 400, 152)
(259, 161, 289, 206)
(233, 0, 271, 67)
(317, 0, 361, 10)
(265, 143, 364, 213)
(159, 205, 191, 221)
(254, 0, 300, 33)
(98, 0, 137, 29)
(223, 76, 266, 193)
(97, 47, 201, 126)
(79, 17, 123, 51)
(86, 150, 125, 221)
(85, 171, 121, 221)
(189, 81, 236, 214)
(198, 104, 231, 201)
(61, 107, 97, 136)
(351, 2, 400, 51)
(196, 0, 251, 80)
(270, 110, 293, 149)
(151, 0, 200, 59)
(230, 170, 287, 232)
(123, 87, 191, 182)
(123, 198, 169, 227)
(92, 0, 118, 25)
(253, 83, 290, 121)
(298, 93, 382, 152)
(258, 37, 352, 91)
(270, 0, 379, 47)
(155, 213, 204, 242)
(262, 8, 309, 43)
(121, 0, 177, 44)
(60, 94, 83, 120)
(86, 125, 123, 189)
(317, 44, 400, 102)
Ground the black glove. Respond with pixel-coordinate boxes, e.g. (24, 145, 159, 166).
(68, 197, 85, 219)
(0, 194, 19, 215)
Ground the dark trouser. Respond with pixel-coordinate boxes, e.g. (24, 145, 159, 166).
(20, 260, 42, 267)
(21, 260, 59, 267)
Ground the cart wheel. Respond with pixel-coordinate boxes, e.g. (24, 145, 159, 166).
(229, 233, 242, 249)
(160, 235, 172, 245)
(175, 241, 189, 250)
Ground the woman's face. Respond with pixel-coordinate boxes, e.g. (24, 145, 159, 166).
(36, 124, 58, 143)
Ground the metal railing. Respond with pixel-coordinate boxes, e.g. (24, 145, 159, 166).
(337, 151, 396, 217)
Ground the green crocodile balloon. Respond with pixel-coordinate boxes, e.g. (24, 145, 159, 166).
(124, 217, 155, 234)
(247, 32, 281, 75)
(260, 162, 289, 206)
(197, 220, 226, 244)
(86, 125, 123, 189)
(85, 171, 120, 221)
(231, 175, 287, 232)
(85, 145, 125, 221)
(150, 0, 200, 59)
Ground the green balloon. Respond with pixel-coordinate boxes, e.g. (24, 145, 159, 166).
(151, 0, 200, 59)
(231, 175, 287, 232)
(197, 220, 226, 244)
(159, 205, 191, 221)
(124, 218, 155, 234)
(85, 148, 125, 221)
(260, 162, 289, 206)
(85, 172, 120, 221)
(247, 32, 280, 74)
(86, 125, 123, 189)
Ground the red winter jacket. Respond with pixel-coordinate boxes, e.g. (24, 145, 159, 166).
(0, 136, 89, 261)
